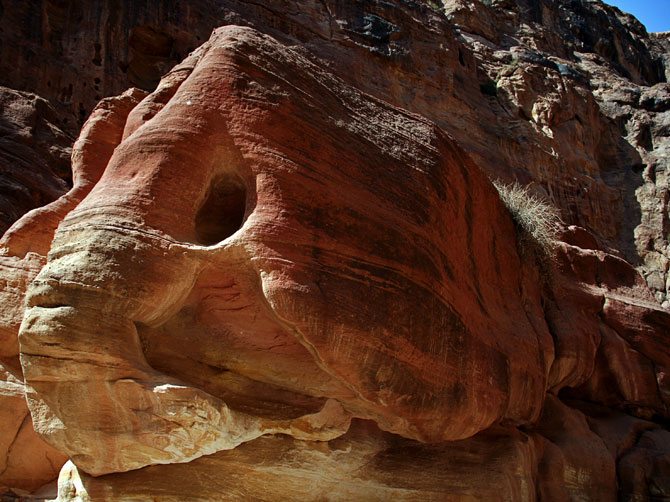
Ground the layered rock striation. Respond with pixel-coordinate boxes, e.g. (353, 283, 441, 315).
(2, 0, 669, 301)
(0, 1, 668, 501)
(17, 26, 554, 474)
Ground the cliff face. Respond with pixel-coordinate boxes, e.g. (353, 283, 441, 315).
(0, 1, 669, 501)
(1, 0, 669, 302)
(0, 87, 72, 236)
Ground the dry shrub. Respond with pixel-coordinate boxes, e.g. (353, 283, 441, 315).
(493, 180, 561, 256)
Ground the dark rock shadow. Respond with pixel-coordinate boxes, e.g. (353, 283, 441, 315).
(597, 118, 645, 266)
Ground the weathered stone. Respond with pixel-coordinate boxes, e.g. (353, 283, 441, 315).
(2, 0, 670, 299)
(0, 368, 67, 493)
(530, 396, 617, 502)
(0, 84, 148, 496)
(16, 25, 554, 476)
(0, 1, 668, 500)
(618, 429, 670, 501)
(0, 87, 148, 376)
(546, 239, 670, 418)
(56, 420, 540, 502)
(0, 87, 72, 236)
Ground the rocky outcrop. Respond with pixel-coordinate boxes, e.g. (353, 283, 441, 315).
(0, 369, 66, 493)
(52, 421, 551, 502)
(17, 25, 554, 475)
(438, 0, 670, 306)
(1, 0, 669, 299)
(0, 0, 669, 500)
(0, 85, 146, 495)
(0, 0, 222, 128)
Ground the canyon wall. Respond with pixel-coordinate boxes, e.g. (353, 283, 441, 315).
(0, 1, 668, 500)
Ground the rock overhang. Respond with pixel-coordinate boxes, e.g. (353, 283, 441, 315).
(13, 25, 551, 475)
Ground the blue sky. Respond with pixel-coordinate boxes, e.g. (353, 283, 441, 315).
(604, 0, 670, 33)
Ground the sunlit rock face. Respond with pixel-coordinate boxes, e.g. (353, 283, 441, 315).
(14, 25, 553, 476)
(0, 368, 67, 492)
(0, 12, 669, 502)
(0, 86, 148, 493)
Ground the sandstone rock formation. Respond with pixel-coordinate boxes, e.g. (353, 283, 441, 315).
(2, 0, 669, 300)
(0, 87, 72, 236)
(0, 1, 669, 501)
(17, 25, 555, 475)
(0, 368, 66, 493)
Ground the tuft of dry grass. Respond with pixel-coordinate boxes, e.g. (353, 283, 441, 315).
(493, 180, 561, 255)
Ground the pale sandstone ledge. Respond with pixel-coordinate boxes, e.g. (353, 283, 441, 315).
(0, 1, 668, 501)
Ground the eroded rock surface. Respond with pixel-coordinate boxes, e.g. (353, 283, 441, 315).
(55, 420, 541, 502)
(0, 369, 66, 493)
(16, 25, 554, 475)
(0, 1, 668, 501)
(0, 87, 72, 236)
(1, 1, 669, 298)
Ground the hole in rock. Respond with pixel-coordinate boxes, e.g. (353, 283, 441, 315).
(195, 174, 247, 245)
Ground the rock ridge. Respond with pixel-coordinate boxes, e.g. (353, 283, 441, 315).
(0, 1, 668, 500)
